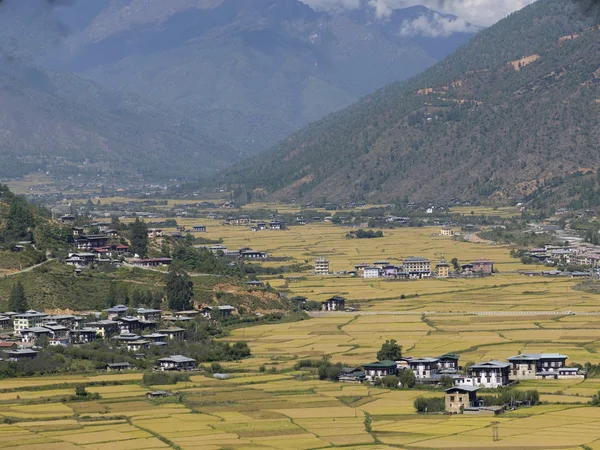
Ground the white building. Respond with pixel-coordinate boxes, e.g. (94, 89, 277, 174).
(363, 267, 381, 279)
(314, 257, 330, 276)
(13, 311, 48, 335)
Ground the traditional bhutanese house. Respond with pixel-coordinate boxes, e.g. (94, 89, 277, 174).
(472, 259, 494, 274)
(402, 257, 431, 279)
(116, 316, 143, 334)
(363, 266, 381, 279)
(445, 385, 480, 413)
(103, 304, 129, 320)
(131, 258, 172, 267)
(6, 348, 38, 361)
(339, 367, 366, 383)
(87, 320, 119, 338)
(20, 327, 52, 343)
(157, 327, 185, 341)
(438, 353, 460, 371)
(440, 225, 454, 236)
(246, 280, 265, 290)
(143, 333, 167, 343)
(136, 308, 162, 322)
(156, 355, 197, 371)
(126, 340, 150, 351)
(507, 353, 582, 380)
(77, 328, 98, 343)
(106, 362, 133, 372)
(217, 305, 235, 317)
(354, 263, 370, 277)
(364, 360, 397, 381)
(408, 358, 440, 379)
(468, 361, 511, 388)
(193, 225, 207, 232)
(322, 296, 346, 311)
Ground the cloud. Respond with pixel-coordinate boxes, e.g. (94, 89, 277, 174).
(299, 0, 537, 27)
(398, 13, 480, 37)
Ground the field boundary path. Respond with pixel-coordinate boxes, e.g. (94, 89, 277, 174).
(1, 258, 55, 277)
(309, 310, 600, 317)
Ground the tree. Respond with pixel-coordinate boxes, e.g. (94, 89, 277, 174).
(165, 264, 194, 311)
(131, 289, 144, 308)
(129, 218, 149, 257)
(398, 369, 416, 388)
(377, 339, 402, 361)
(8, 281, 28, 313)
(106, 282, 117, 308)
(451, 258, 460, 271)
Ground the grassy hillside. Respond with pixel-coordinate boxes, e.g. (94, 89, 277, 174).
(0, 262, 290, 313)
(221, 0, 600, 207)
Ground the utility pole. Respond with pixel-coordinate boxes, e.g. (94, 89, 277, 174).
(492, 421, 500, 442)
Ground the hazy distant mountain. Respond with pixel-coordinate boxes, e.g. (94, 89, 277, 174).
(42, 0, 478, 157)
(220, 0, 600, 207)
(0, 61, 235, 179)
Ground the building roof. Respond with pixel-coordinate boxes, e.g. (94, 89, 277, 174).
(364, 360, 397, 369)
(470, 360, 511, 369)
(404, 257, 430, 262)
(107, 362, 132, 368)
(104, 305, 129, 313)
(158, 327, 185, 333)
(14, 312, 48, 319)
(507, 353, 568, 361)
(217, 305, 235, 311)
(438, 353, 460, 360)
(22, 327, 52, 334)
(158, 355, 196, 363)
(6, 349, 38, 356)
(409, 357, 440, 364)
(445, 385, 480, 393)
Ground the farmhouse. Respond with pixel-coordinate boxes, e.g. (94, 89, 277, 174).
(507, 353, 583, 380)
(364, 360, 397, 381)
(322, 296, 346, 311)
(440, 225, 454, 236)
(239, 250, 267, 259)
(131, 258, 172, 267)
(382, 265, 398, 279)
(106, 362, 133, 372)
(339, 367, 366, 383)
(116, 317, 143, 334)
(402, 257, 431, 279)
(6, 349, 38, 361)
(87, 320, 119, 338)
(270, 221, 284, 230)
(77, 328, 98, 343)
(472, 259, 494, 274)
(354, 263, 370, 277)
(468, 361, 511, 388)
(156, 355, 197, 371)
(75, 235, 108, 250)
(407, 358, 440, 379)
(193, 225, 206, 232)
(136, 308, 162, 322)
(438, 354, 460, 371)
(20, 327, 52, 344)
(246, 280, 265, 290)
(445, 385, 480, 413)
(217, 305, 236, 317)
(157, 327, 185, 341)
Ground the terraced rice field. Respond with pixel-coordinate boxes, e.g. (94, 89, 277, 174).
(3, 206, 600, 448)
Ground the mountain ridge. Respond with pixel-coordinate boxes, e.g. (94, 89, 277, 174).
(219, 0, 600, 206)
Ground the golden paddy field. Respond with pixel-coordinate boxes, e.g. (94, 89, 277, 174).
(3, 208, 600, 449)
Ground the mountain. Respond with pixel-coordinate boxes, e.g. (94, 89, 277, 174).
(0, 61, 236, 180)
(39, 0, 478, 158)
(221, 0, 600, 206)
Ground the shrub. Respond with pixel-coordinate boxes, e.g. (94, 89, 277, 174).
(142, 372, 190, 386)
(414, 396, 445, 413)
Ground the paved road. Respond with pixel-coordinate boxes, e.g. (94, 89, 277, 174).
(309, 310, 600, 317)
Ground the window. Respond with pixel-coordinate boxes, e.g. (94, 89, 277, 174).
(450, 396, 455, 402)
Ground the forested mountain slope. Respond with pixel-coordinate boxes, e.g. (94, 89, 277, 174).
(222, 0, 600, 205)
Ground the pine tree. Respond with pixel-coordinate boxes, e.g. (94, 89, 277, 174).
(106, 282, 117, 308)
(8, 281, 28, 313)
(165, 264, 194, 311)
(129, 218, 149, 258)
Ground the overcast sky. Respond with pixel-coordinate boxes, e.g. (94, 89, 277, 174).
(299, 0, 537, 26)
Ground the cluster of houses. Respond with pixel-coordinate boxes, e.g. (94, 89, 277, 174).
(521, 242, 600, 275)
(0, 303, 238, 362)
(222, 216, 286, 232)
(351, 258, 494, 280)
(346, 352, 584, 387)
(198, 245, 268, 260)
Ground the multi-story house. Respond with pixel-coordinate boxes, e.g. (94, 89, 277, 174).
(468, 361, 511, 388)
(13, 311, 48, 335)
(402, 257, 431, 279)
(507, 353, 583, 380)
(314, 257, 330, 276)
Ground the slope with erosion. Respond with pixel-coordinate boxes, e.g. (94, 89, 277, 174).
(222, 0, 599, 205)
